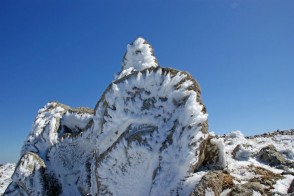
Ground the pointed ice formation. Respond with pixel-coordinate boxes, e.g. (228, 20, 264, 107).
(116, 37, 158, 79)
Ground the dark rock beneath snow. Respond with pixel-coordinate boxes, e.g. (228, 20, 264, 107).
(195, 136, 226, 171)
(257, 145, 286, 166)
(246, 129, 294, 139)
(4, 38, 210, 196)
(232, 144, 251, 161)
(229, 182, 265, 196)
(191, 171, 223, 196)
(287, 162, 294, 169)
(289, 179, 294, 193)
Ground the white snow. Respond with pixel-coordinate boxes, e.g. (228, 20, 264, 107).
(3, 37, 294, 195)
(0, 163, 15, 195)
(205, 188, 215, 196)
(94, 67, 208, 195)
(2, 129, 294, 195)
(116, 37, 158, 79)
(234, 145, 251, 161)
(220, 189, 231, 196)
(210, 138, 226, 168)
(273, 175, 294, 194)
(223, 130, 294, 194)
(252, 190, 262, 196)
(179, 171, 207, 195)
(21, 102, 66, 158)
(226, 130, 244, 139)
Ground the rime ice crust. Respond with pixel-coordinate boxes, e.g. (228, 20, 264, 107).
(5, 102, 95, 195)
(4, 38, 211, 196)
(7, 38, 294, 196)
(93, 67, 208, 195)
(116, 37, 158, 80)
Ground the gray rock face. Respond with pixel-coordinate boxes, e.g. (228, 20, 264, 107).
(229, 182, 265, 196)
(196, 136, 226, 170)
(257, 145, 286, 166)
(191, 171, 223, 196)
(289, 179, 294, 193)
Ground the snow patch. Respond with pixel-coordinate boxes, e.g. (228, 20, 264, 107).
(273, 175, 294, 194)
(0, 163, 15, 195)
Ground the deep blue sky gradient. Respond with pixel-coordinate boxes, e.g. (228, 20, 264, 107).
(1, 0, 293, 163)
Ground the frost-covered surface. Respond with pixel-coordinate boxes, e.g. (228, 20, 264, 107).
(93, 67, 208, 195)
(4, 37, 294, 195)
(3, 130, 294, 195)
(4, 38, 210, 195)
(4, 102, 94, 195)
(116, 37, 158, 80)
(0, 164, 15, 195)
(219, 129, 294, 195)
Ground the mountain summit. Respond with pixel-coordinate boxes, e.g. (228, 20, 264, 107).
(116, 37, 158, 79)
(122, 37, 158, 70)
(4, 38, 294, 196)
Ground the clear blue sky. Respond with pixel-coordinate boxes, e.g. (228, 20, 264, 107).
(0, 0, 293, 163)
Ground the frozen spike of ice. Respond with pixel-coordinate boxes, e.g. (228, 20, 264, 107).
(115, 38, 159, 80)
(122, 37, 158, 71)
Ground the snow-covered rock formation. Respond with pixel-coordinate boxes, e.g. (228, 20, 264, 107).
(4, 38, 216, 195)
(3, 38, 294, 195)
(0, 164, 15, 195)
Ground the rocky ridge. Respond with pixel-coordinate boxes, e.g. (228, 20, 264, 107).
(3, 38, 294, 196)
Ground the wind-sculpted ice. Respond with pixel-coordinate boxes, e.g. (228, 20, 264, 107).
(93, 66, 208, 195)
(5, 38, 212, 196)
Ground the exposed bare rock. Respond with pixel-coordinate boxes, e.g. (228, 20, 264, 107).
(0, 163, 15, 195)
(191, 171, 223, 196)
(257, 145, 287, 166)
(196, 136, 226, 170)
(229, 182, 265, 196)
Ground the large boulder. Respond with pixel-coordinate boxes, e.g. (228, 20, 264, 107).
(229, 182, 265, 196)
(257, 145, 286, 166)
(191, 171, 224, 196)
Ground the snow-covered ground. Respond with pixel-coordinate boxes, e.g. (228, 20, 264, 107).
(0, 163, 15, 195)
(220, 130, 294, 195)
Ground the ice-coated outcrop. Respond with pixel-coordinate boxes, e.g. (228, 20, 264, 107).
(116, 37, 158, 80)
(4, 38, 220, 196)
(5, 38, 294, 196)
